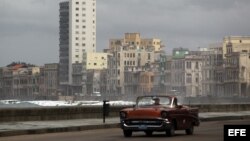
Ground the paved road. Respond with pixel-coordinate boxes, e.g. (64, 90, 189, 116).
(1, 119, 250, 141)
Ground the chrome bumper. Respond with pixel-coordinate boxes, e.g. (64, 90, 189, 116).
(120, 119, 171, 131)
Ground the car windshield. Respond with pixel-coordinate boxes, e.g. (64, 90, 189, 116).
(136, 96, 171, 107)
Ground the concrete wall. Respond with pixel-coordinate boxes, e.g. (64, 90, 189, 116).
(1, 104, 250, 122)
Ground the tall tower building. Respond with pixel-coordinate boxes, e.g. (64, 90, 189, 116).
(59, 0, 96, 95)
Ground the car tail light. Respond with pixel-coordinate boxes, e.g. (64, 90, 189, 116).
(120, 111, 127, 119)
(161, 111, 168, 118)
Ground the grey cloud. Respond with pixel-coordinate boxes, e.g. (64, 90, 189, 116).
(97, 0, 250, 50)
(185, 0, 250, 11)
(1, 0, 250, 66)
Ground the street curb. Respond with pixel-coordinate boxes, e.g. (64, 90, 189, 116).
(0, 123, 120, 137)
(200, 115, 250, 122)
(1, 116, 250, 137)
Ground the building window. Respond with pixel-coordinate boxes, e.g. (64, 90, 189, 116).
(186, 62, 191, 69)
(76, 19, 79, 22)
(148, 53, 151, 60)
(186, 73, 192, 83)
(82, 43, 85, 46)
(94, 63, 97, 66)
(76, 13, 79, 16)
(76, 8, 79, 10)
(76, 2, 79, 4)
(195, 62, 199, 69)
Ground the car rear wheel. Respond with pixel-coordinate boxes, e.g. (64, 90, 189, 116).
(123, 130, 132, 137)
(166, 124, 175, 137)
(185, 124, 194, 135)
(145, 131, 153, 136)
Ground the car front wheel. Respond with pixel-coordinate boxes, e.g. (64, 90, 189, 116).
(166, 124, 175, 137)
(123, 130, 132, 137)
(185, 124, 194, 135)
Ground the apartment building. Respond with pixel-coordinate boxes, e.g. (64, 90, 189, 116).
(0, 63, 61, 100)
(0, 67, 11, 99)
(106, 44, 155, 95)
(171, 48, 203, 97)
(59, 0, 96, 95)
(105, 33, 164, 96)
(124, 66, 154, 98)
(152, 51, 167, 95)
(0, 64, 43, 100)
(223, 36, 250, 58)
(44, 63, 59, 97)
(165, 56, 172, 94)
(224, 52, 250, 97)
(223, 36, 250, 97)
(201, 44, 224, 97)
(109, 33, 163, 52)
(82, 52, 107, 96)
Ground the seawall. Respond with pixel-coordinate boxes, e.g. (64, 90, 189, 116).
(1, 104, 250, 122)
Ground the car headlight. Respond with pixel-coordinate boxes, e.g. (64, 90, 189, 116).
(120, 111, 127, 119)
(161, 111, 168, 118)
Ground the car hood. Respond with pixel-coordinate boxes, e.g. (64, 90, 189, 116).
(121, 107, 171, 119)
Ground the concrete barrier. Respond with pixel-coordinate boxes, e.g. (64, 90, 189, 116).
(1, 104, 250, 122)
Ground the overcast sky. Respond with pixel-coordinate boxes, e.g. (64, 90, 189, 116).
(1, 0, 250, 67)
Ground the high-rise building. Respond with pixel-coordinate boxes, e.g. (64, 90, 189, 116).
(59, 0, 96, 95)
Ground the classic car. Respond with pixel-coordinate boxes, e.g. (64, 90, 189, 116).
(119, 95, 200, 137)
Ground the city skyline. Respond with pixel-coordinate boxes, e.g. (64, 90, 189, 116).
(1, 0, 250, 67)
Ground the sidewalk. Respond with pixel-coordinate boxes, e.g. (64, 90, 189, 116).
(1, 111, 250, 137)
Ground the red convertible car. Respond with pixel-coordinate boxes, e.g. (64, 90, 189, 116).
(119, 95, 200, 137)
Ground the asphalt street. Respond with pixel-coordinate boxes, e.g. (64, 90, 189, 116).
(1, 119, 250, 141)
(0, 111, 250, 138)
